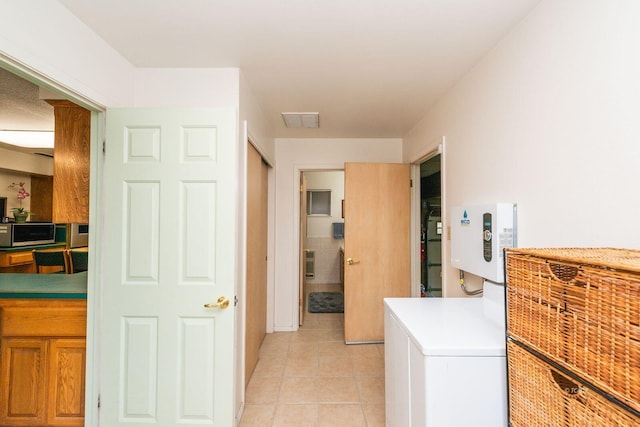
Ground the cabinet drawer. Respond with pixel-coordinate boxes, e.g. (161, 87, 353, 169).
(508, 341, 640, 427)
(0, 251, 34, 267)
(505, 249, 640, 413)
(0, 303, 86, 337)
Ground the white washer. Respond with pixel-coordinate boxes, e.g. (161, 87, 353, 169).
(384, 281, 507, 427)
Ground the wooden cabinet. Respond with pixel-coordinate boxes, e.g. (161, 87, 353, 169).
(0, 300, 86, 427)
(0, 250, 35, 273)
(46, 100, 91, 224)
(47, 339, 86, 426)
(30, 176, 54, 223)
(0, 338, 48, 425)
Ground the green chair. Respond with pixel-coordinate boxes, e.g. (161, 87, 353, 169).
(32, 250, 68, 274)
(69, 249, 89, 273)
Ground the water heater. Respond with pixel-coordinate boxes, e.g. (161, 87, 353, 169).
(451, 203, 517, 283)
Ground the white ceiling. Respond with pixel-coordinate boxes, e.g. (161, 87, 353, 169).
(0, 68, 55, 155)
(4, 1, 542, 140)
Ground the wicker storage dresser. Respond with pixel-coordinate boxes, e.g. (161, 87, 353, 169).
(505, 248, 640, 426)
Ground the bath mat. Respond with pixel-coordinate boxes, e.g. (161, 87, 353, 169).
(308, 292, 344, 313)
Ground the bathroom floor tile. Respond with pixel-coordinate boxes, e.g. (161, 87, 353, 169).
(284, 355, 318, 377)
(318, 404, 367, 427)
(241, 297, 386, 426)
(356, 376, 385, 403)
(318, 356, 353, 377)
(253, 357, 287, 377)
(351, 356, 384, 377)
(318, 340, 349, 358)
(239, 404, 275, 426)
(246, 376, 282, 404)
(362, 404, 386, 427)
(279, 377, 318, 403)
(317, 377, 360, 403)
(273, 404, 318, 427)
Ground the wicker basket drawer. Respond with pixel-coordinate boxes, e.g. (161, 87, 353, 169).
(505, 248, 640, 413)
(508, 341, 640, 427)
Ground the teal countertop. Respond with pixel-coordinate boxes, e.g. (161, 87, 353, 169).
(0, 271, 87, 299)
(0, 243, 66, 252)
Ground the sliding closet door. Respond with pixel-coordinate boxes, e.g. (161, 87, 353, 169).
(245, 143, 268, 384)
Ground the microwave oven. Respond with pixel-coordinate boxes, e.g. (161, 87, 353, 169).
(0, 223, 56, 247)
(69, 223, 89, 248)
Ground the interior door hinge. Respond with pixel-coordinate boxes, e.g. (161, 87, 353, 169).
(102, 140, 106, 154)
(98, 394, 101, 409)
(410, 179, 413, 188)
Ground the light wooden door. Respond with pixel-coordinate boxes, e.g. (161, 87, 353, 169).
(245, 143, 268, 385)
(344, 163, 411, 343)
(299, 173, 307, 326)
(101, 108, 237, 426)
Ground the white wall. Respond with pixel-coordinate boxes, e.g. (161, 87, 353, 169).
(239, 72, 275, 164)
(0, 171, 32, 216)
(274, 138, 402, 330)
(1, 8, 271, 425)
(304, 171, 344, 284)
(0, 147, 53, 176)
(133, 68, 240, 107)
(305, 170, 344, 238)
(0, 1, 135, 106)
(404, 0, 640, 296)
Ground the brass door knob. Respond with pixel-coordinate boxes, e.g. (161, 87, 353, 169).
(346, 257, 360, 265)
(204, 296, 230, 309)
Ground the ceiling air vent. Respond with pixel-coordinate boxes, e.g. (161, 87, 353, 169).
(281, 112, 319, 129)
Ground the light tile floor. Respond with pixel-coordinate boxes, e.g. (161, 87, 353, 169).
(240, 287, 385, 427)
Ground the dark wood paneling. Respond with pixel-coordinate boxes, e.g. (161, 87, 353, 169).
(30, 175, 53, 222)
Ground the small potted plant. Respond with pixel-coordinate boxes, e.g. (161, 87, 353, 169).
(8, 182, 31, 223)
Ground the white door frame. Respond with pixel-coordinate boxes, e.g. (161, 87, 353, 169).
(291, 163, 344, 328)
(0, 54, 106, 426)
(409, 137, 447, 298)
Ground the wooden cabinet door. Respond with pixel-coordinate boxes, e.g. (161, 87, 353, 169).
(0, 338, 48, 426)
(30, 176, 54, 223)
(47, 339, 86, 426)
(47, 100, 91, 224)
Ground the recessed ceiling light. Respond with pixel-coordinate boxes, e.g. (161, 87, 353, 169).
(0, 130, 54, 148)
(282, 112, 319, 128)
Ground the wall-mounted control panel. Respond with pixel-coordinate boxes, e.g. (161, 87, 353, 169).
(482, 212, 493, 262)
(451, 203, 517, 283)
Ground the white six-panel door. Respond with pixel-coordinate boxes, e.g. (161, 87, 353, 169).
(101, 108, 237, 426)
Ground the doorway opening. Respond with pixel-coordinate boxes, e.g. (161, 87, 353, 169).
(0, 60, 101, 424)
(419, 154, 442, 297)
(298, 170, 344, 326)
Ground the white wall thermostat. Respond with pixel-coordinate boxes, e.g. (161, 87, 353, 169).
(451, 203, 517, 283)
